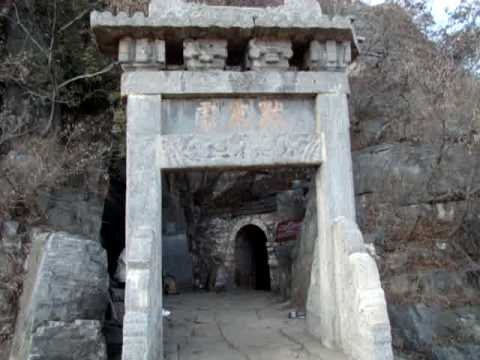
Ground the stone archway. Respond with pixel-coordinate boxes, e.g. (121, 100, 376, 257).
(234, 224, 271, 291)
(91, 0, 394, 357)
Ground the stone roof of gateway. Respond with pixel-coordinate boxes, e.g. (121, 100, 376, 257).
(91, 0, 359, 58)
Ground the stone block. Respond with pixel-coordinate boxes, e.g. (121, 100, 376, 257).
(184, 39, 228, 70)
(28, 320, 107, 360)
(125, 268, 150, 311)
(127, 227, 154, 266)
(122, 312, 149, 360)
(10, 232, 109, 360)
(305, 40, 352, 71)
(246, 39, 293, 70)
(30, 233, 109, 327)
(119, 37, 165, 71)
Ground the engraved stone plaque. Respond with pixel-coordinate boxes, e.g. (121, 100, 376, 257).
(161, 97, 315, 135)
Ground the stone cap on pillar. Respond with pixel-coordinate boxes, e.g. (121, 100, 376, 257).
(91, 0, 359, 59)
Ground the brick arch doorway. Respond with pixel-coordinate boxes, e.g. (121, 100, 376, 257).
(234, 224, 271, 291)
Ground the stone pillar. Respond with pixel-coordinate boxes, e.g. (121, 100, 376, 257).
(123, 95, 163, 360)
(307, 90, 356, 348)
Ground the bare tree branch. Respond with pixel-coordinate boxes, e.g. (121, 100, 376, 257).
(57, 62, 118, 90)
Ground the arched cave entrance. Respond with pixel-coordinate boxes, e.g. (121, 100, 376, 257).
(234, 225, 271, 291)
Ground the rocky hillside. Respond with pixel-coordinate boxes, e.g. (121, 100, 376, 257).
(349, 3, 480, 359)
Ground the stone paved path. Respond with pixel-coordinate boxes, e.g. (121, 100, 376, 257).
(164, 291, 347, 360)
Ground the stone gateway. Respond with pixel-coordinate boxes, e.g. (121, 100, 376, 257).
(91, 0, 394, 359)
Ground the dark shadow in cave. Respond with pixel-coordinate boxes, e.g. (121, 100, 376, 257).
(235, 225, 271, 291)
(100, 159, 126, 277)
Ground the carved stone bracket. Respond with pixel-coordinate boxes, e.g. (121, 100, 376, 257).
(118, 37, 165, 71)
(184, 39, 228, 70)
(305, 40, 352, 71)
(246, 39, 293, 70)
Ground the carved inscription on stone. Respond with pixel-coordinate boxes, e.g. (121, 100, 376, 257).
(158, 132, 323, 170)
(162, 98, 315, 135)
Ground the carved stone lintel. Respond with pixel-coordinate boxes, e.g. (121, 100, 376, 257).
(305, 40, 352, 71)
(246, 39, 293, 70)
(184, 39, 228, 70)
(118, 37, 165, 71)
(158, 132, 323, 170)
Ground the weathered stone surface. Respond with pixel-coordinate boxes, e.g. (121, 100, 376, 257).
(307, 93, 355, 347)
(433, 345, 480, 360)
(334, 218, 393, 360)
(10, 231, 109, 360)
(389, 304, 434, 353)
(125, 95, 163, 360)
(37, 188, 106, 241)
(246, 39, 293, 70)
(106, 0, 149, 16)
(291, 184, 317, 310)
(388, 304, 480, 359)
(158, 132, 323, 170)
(91, 0, 359, 59)
(0, 221, 27, 360)
(118, 37, 165, 71)
(191, 214, 278, 290)
(185, 0, 285, 6)
(162, 234, 193, 289)
(354, 144, 480, 206)
(30, 233, 109, 326)
(121, 71, 351, 96)
(161, 98, 315, 135)
(305, 40, 352, 70)
(28, 320, 107, 360)
(184, 39, 227, 70)
(276, 188, 306, 221)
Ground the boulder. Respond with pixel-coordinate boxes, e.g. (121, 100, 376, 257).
(10, 231, 109, 360)
(29, 232, 109, 327)
(28, 320, 107, 360)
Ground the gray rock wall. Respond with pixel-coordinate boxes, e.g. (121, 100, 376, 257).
(353, 144, 480, 359)
(0, 222, 28, 360)
(348, 4, 480, 358)
(291, 185, 317, 310)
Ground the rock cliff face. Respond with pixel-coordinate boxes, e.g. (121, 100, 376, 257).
(0, 222, 28, 360)
(349, 4, 480, 359)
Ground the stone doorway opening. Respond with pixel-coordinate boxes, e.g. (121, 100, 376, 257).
(234, 225, 271, 291)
